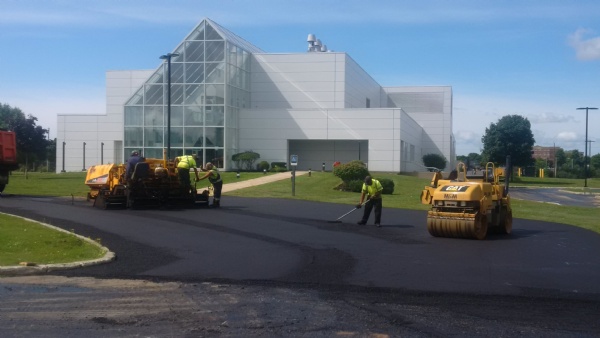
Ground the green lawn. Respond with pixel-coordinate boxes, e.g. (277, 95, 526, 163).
(0, 213, 106, 266)
(1, 170, 598, 267)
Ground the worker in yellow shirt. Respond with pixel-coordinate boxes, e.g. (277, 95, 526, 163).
(356, 176, 383, 227)
(174, 154, 200, 194)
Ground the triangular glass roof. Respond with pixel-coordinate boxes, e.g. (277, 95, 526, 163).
(126, 18, 263, 105)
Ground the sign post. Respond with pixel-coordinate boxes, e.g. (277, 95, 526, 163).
(290, 155, 298, 196)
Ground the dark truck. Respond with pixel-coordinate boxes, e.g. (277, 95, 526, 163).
(0, 131, 18, 193)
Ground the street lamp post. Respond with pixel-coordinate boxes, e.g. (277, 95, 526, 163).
(61, 142, 66, 172)
(82, 142, 86, 171)
(101, 142, 104, 164)
(577, 107, 598, 188)
(159, 52, 180, 161)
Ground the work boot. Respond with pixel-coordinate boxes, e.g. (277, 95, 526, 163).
(375, 223, 381, 227)
(357, 220, 366, 225)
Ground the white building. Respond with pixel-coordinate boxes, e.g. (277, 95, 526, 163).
(57, 18, 454, 173)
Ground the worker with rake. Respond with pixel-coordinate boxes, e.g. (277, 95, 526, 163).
(356, 176, 383, 227)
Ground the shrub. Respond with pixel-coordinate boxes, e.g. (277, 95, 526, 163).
(333, 160, 370, 183)
(271, 162, 287, 170)
(379, 178, 395, 194)
(257, 161, 270, 171)
(270, 165, 287, 172)
(346, 179, 364, 193)
(232, 151, 260, 170)
(422, 153, 447, 171)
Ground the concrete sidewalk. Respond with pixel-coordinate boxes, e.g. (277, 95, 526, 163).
(220, 171, 308, 193)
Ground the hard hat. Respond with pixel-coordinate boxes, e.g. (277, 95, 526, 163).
(131, 150, 139, 156)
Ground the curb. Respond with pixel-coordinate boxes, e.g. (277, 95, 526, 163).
(0, 212, 116, 276)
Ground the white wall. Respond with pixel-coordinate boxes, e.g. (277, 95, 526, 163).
(56, 70, 152, 172)
(250, 53, 345, 109)
(238, 108, 425, 172)
(384, 86, 455, 170)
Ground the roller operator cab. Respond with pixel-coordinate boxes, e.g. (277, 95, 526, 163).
(420, 161, 512, 240)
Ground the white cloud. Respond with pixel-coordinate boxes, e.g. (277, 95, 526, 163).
(556, 131, 578, 141)
(568, 28, 600, 61)
(528, 112, 577, 124)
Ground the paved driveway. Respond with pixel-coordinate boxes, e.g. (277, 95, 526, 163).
(1, 194, 599, 297)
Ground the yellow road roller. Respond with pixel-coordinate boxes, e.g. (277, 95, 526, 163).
(420, 159, 512, 240)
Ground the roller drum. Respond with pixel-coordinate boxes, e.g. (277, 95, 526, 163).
(427, 212, 488, 240)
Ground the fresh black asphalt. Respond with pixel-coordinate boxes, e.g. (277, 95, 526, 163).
(1, 194, 599, 299)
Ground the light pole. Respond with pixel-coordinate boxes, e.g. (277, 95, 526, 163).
(159, 52, 179, 161)
(101, 142, 104, 164)
(577, 107, 598, 187)
(82, 142, 86, 171)
(61, 141, 66, 172)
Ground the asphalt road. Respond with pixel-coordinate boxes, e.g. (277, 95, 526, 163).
(510, 186, 600, 207)
(1, 194, 600, 337)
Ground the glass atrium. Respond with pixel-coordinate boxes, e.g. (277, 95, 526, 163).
(124, 19, 262, 168)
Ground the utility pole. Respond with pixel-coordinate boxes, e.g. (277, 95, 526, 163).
(577, 107, 598, 188)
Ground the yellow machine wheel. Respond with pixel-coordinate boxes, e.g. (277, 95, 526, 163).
(500, 207, 512, 234)
(427, 212, 488, 240)
(473, 213, 488, 240)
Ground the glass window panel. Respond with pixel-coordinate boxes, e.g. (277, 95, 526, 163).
(144, 106, 163, 126)
(184, 127, 204, 147)
(205, 23, 222, 40)
(185, 84, 204, 105)
(242, 50, 250, 70)
(205, 84, 224, 104)
(126, 87, 144, 105)
(228, 44, 237, 65)
(187, 21, 205, 40)
(170, 63, 184, 83)
(237, 50, 244, 68)
(184, 106, 203, 126)
(124, 106, 143, 126)
(144, 84, 163, 105)
(144, 127, 163, 147)
(205, 149, 224, 168)
(170, 127, 183, 147)
(170, 148, 184, 158)
(185, 63, 204, 84)
(185, 41, 204, 62)
(206, 41, 224, 61)
(142, 148, 164, 159)
(170, 84, 184, 104)
(169, 106, 184, 126)
(124, 127, 143, 147)
(205, 62, 225, 83)
(205, 107, 224, 126)
(205, 127, 224, 147)
(146, 69, 164, 84)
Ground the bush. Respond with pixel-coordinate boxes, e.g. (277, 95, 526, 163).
(379, 178, 395, 194)
(333, 160, 370, 183)
(346, 179, 364, 193)
(271, 162, 287, 170)
(270, 165, 287, 173)
(422, 153, 447, 171)
(257, 161, 270, 171)
(232, 151, 260, 170)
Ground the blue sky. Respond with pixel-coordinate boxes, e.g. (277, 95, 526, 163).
(1, 0, 599, 156)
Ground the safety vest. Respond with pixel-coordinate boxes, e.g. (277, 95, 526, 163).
(208, 168, 222, 184)
(176, 155, 196, 169)
(362, 179, 383, 198)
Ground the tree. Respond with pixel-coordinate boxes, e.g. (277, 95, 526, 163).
(481, 115, 535, 167)
(422, 153, 447, 170)
(0, 103, 50, 168)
